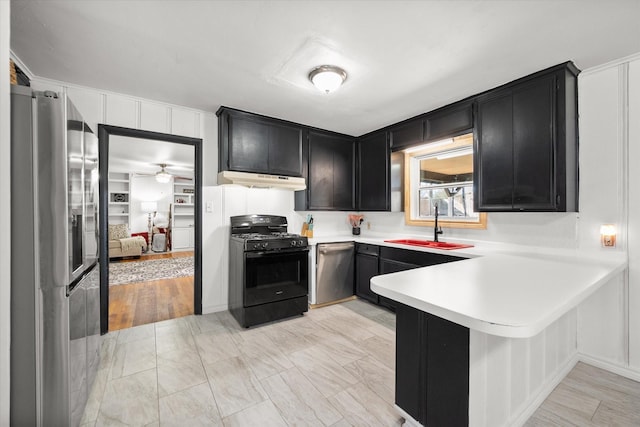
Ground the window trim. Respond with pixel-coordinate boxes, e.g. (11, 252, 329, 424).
(403, 137, 487, 230)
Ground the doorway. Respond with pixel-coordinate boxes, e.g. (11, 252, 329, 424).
(98, 125, 202, 335)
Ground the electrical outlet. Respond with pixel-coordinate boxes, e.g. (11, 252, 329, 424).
(367, 221, 371, 230)
(206, 201, 213, 213)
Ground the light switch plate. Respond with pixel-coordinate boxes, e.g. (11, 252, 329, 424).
(206, 201, 213, 213)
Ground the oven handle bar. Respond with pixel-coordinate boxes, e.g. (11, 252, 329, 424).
(246, 248, 309, 258)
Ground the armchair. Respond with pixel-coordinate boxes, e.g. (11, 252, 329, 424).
(108, 224, 147, 259)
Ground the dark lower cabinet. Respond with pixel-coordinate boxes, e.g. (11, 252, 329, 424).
(377, 246, 464, 312)
(396, 303, 470, 427)
(378, 258, 417, 311)
(355, 253, 379, 304)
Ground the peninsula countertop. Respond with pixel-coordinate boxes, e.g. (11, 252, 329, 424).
(308, 233, 628, 338)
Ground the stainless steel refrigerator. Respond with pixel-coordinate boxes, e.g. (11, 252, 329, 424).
(11, 86, 101, 426)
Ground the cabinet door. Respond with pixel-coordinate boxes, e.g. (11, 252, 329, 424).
(308, 132, 335, 209)
(513, 75, 556, 210)
(355, 253, 379, 303)
(333, 138, 356, 210)
(268, 122, 303, 176)
(172, 228, 191, 249)
(308, 131, 355, 210)
(358, 131, 390, 211)
(396, 303, 427, 423)
(425, 314, 469, 427)
(475, 91, 514, 211)
(228, 115, 270, 174)
(390, 118, 423, 151)
(378, 258, 417, 311)
(425, 101, 474, 142)
(221, 108, 303, 177)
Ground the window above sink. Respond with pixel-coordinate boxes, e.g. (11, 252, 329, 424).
(404, 133, 487, 229)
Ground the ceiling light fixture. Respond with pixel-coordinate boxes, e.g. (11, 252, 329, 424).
(155, 165, 172, 183)
(309, 65, 347, 94)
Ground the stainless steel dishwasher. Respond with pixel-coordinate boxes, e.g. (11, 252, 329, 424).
(316, 242, 355, 304)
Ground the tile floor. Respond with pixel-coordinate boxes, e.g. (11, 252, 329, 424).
(81, 298, 640, 426)
(525, 361, 640, 426)
(81, 299, 400, 426)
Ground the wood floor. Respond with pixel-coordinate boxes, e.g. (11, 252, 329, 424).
(525, 361, 640, 426)
(109, 251, 194, 331)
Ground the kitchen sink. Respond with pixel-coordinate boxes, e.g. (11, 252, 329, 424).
(384, 239, 474, 250)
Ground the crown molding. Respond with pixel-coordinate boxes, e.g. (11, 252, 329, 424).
(581, 51, 640, 76)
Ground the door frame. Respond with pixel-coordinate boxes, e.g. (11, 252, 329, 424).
(98, 125, 203, 334)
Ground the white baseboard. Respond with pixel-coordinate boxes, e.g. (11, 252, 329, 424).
(510, 353, 580, 427)
(202, 303, 228, 314)
(578, 353, 640, 382)
(394, 404, 420, 427)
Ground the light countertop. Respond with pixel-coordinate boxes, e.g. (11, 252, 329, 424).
(308, 233, 628, 338)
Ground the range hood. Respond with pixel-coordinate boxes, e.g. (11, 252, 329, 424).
(218, 170, 306, 191)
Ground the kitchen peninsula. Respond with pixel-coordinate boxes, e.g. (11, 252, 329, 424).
(370, 243, 627, 426)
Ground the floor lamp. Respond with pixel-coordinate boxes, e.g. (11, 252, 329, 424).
(141, 201, 157, 242)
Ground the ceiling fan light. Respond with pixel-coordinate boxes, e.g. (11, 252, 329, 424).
(309, 65, 347, 94)
(155, 171, 171, 183)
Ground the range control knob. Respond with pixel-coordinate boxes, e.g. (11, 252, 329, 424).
(291, 240, 298, 247)
(298, 240, 305, 246)
(261, 242, 269, 249)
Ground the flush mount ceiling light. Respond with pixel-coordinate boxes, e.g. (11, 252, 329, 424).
(309, 65, 347, 93)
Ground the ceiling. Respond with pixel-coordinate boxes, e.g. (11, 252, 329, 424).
(109, 135, 194, 176)
(10, 1, 640, 136)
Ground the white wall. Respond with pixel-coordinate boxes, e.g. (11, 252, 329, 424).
(201, 186, 295, 313)
(25, 75, 218, 185)
(0, 2, 11, 424)
(575, 56, 640, 379)
(129, 175, 172, 233)
(469, 310, 577, 427)
(629, 59, 640, 370)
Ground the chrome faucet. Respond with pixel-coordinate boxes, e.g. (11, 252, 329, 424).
(434, 204, 443, 242)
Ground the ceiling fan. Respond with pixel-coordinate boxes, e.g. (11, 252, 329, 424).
(134, 163, 193, 183)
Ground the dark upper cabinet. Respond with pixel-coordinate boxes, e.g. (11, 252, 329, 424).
(269, 122, 305, 176)
(425, 101, 474, 142)
(390, 100, 474, 152)
(357, 131, 390, 211)
(475, 91, 514, 210)
(390, 118, 423, 151)
(304, 130, 355, 211)
(217, 107, 303, 177)
(475, 62, 579, 212)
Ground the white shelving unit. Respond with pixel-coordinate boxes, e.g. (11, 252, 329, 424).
(171, 178, 194, 250)
(108, 172, 130, 228)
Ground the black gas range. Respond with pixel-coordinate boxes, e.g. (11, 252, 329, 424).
(228, 215, 309, 327)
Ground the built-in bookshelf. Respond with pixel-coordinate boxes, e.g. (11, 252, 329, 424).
(108, 172, 130, 227)
(171, 178, 194, 249)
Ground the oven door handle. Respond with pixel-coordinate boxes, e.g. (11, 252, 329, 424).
(246, 248, 309, 258)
